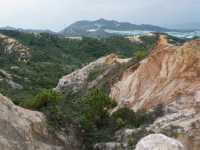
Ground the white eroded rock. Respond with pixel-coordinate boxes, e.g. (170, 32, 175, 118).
(135, 134, 186, 150)
(55, 53, 132, 93)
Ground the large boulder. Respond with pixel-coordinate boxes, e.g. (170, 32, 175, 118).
(0, 94, 80, 150)
(135, 134, 186, 150)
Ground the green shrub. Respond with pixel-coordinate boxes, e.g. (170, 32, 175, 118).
(19, 88, 164, 149)
(112, 108, 137, 127)
(21, 89, 62, 110)
(20, 89, 65, 129)
(134, 50, 148, 61)
(81, 89, 117, 130)
(112, 107, 155, 128)
(116, 117, 126, 128)
(77, 89, 117, 149)
(43, 103, 66, 130)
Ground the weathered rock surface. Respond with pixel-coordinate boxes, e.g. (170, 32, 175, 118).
(109, 35, 200, 149)
(0, 94, 80, 150)
(135, 134, 186, 150)
(0, 33, 31, 61)
(147, 105, 200, 150)
(111, 35, 200, 111)
(55, 54, 132, 93)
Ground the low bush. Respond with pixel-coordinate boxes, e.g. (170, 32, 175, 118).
(79, 89, 117, 149)
(21, 89, 66, 129)
(134, 50, 148, 61)
(111, 107, 155, 129)
(21, 89, 62, 110)
(20, 88, 163, 149)
(81, 89, 117, 129)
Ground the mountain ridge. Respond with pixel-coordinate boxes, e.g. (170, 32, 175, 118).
(1, 19, 200, 38)
(0, 19, 171, 37)
(60, 18, 171, 37)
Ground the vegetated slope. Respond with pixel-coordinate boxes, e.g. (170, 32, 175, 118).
(0, 30, 158, 103)
(49, 34, 189, 150)
(40, 54, 156, 150)
(8, 33, 192, 150)
(60, 18, 170, 37)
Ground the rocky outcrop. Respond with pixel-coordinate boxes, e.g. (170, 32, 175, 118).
(147, 104, 200, 150)
(55, 54, 132, 93)
(111, 35, 200, 111)
(110, 35, 200, 149)
(0, 69, 23, 90)
(135, 134, 186, 150)
(0, 33, 31, 62)
(0, 94, 80, 150)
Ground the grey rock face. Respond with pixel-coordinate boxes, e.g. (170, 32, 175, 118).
(6, 79, 23, 90)
(0, 69, 23, 90)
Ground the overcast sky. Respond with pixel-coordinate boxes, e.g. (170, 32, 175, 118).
(0, 0, 199, 31)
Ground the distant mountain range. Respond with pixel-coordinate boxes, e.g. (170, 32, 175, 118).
(60, 18, 171, 37)
(1, 19, 200, 38)
(0, 26, 55, 34)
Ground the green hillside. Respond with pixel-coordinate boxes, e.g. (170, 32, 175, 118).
(0, 30, 158, 103)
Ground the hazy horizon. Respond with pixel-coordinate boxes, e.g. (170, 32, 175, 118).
(0, 0, 199, 31)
